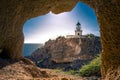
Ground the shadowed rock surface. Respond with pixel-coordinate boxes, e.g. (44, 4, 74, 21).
(28, 36, 101, 70)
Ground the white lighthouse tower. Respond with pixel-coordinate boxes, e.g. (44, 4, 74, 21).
(75, 21, 82, 38)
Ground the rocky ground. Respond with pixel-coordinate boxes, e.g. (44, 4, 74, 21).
(0, 58, 86, 80)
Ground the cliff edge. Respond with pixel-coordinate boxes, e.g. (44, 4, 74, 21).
(28, 35, 101, 70)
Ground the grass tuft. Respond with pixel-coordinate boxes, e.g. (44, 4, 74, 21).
(78, 54, 101, 77)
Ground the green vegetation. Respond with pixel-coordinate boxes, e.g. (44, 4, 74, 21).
(64, 54, 101, 77)
(54, 68, 63, 73)
(53, 54, 101, 77)
(78, 54, 101, 76)
(85, 33, 95, 38)
(64, 69, 75, 75)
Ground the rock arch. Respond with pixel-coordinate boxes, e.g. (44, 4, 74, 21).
(0, 0, 120, 79)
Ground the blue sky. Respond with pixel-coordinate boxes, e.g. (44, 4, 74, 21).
(23, 2, 99, 43)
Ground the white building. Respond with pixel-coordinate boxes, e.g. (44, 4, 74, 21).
(66, 22, 82, 38)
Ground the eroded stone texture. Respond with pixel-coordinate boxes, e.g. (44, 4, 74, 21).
(95, 0, 120, 79)
(42, 36, 101, 63)
(0, 0, 120, 79)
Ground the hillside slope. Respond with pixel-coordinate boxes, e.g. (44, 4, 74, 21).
(28, 36, 101, 70)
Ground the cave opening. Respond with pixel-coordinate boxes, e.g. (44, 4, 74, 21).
(0, 0, 119, 79)
(22, 2, 101, 77)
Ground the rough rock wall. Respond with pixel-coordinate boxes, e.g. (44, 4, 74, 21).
(44, 37, 82, 63)
(95, 1, 120, 79)
(0, 0, 120, 79)
(80, 37, 102, 56)
(29, 36, 101, 70)
(31, 36, 101, 63)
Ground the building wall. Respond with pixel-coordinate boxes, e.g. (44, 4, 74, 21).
(66, 30, 82, 38)
(66, 35, 75, 38)
(75, 31, 82, 37)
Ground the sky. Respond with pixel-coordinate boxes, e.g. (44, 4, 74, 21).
(23, 2, 100, 43)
